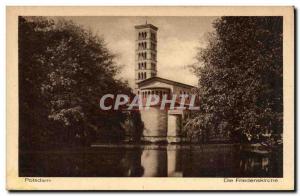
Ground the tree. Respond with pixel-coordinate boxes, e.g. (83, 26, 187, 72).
(19, 17, 137, 149)
(184, 17, 283, 143)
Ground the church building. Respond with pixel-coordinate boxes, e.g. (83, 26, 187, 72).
(134, 23, 196, 143)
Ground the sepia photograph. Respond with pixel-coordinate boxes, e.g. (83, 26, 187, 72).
(6, 6, 294, 190)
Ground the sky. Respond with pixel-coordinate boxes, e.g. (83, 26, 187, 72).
(63, 16, 218, 88)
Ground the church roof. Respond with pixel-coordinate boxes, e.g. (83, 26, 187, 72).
(137, 76, 196, 89)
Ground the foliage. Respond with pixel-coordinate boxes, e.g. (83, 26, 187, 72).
(19, 17, 138, 149)
(184, 17, 283, 143)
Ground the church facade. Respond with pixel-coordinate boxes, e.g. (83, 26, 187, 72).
(134, 23, 195, 143)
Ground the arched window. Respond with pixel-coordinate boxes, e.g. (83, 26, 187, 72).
(151, 53, 155, 60)
(151, 32, 155, 40)
(144, 72, 146, 79)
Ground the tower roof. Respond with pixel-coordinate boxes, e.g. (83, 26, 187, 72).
(135, 24, 158, 31)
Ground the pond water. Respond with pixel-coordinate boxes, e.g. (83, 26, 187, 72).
(19, 144, 282, 177)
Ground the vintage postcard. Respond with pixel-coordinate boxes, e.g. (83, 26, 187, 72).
(6, 6, 294, 191)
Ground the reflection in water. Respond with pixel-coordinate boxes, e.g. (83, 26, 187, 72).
(238, 151, 279, 177)
(167, 149, 182, 177)
(120, 148, 144, 177)
(140, 148, 183, 177)
(141, 149, 167, 177)
(19, 144, 282, 177)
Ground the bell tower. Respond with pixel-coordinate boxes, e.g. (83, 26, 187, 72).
(134, 23, 158, 93)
